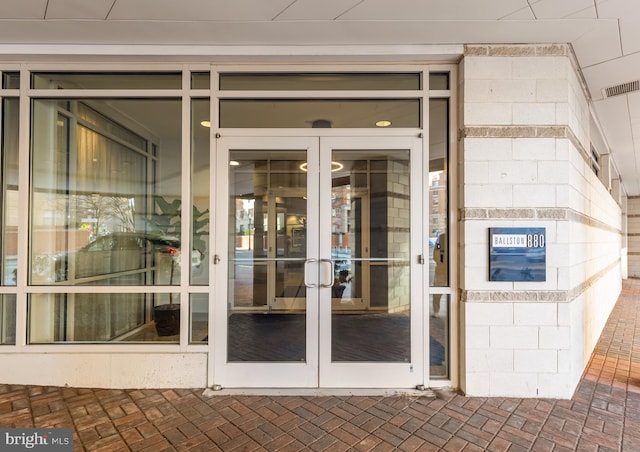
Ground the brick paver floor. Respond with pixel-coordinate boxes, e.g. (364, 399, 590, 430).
(2, 279, 640, 451)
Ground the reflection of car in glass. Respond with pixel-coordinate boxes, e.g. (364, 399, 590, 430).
(41, 232, 197, 282)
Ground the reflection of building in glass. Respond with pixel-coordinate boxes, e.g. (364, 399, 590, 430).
(332, 185, 351, 250)
(235, 199, 254, 234)
(429, 171, 447, 238)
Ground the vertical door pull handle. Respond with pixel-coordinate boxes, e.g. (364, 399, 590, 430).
(319, 259, 335, 288)
(304, 258, 318, 288)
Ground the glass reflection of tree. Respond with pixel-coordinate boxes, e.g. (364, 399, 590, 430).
(73, 194, 136, 237)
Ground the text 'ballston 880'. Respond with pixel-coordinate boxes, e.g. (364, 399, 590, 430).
(492, 233, 545, 248)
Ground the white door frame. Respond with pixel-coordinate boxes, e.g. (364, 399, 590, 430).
(213, 136, 320, 388)
(318, 136, 424, 388)
(213, 135, 425, 389)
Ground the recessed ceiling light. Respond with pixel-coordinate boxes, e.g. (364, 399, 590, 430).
(200, 120, 211, 128)
(300, 161, 344, 172)
(375, 120, 392, 127)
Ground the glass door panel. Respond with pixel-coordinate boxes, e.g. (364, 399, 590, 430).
(228, 152, 308, 361)
(319, 137, 423, 388)
(329, 150, 411, 362)
(214, 138, 319, 388)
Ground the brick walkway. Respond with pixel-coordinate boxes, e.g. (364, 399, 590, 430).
(2, 280, 640, 451)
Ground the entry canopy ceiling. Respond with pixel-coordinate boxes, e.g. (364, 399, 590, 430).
(1, 0, 640, 195)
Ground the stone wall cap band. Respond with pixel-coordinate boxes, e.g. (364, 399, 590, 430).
(460, 290, 569, 302)
(464, 44, 569, 57)
(461, 259, 618, 304)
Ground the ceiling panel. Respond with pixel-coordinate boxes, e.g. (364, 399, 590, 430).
(275, 0, 361, 21)
(0, 0, 46, 19)
(570, 18, 620, 68)
(628, 93, 640, 123)
(500, 7, 535, 20)
(338, 0, 528, 21)
(565, 6, 597, 19)
(582, 52, 640, 101)
(618, 17, 640, 55)
(597, 0, 640, 56)
(593, 97, 639, 194)
(108, 0, 292, 21)
(596, 0, 637, 19)
(529, 0, 594, 19)
(46, 0, 114, 20)
(628, 96, 640, 151)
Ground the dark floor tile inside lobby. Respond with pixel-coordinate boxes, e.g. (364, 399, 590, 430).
(2, 279, 640, 451)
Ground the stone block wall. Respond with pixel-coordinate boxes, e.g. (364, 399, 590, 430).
(628, 197, 640, 277)
(387, 160, 411, 313)
(459, 44, 622, 398)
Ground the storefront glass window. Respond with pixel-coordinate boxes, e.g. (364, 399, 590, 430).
(190, 294, 208, 343)
(28, 293, 180, 343)
(429, 73, 449, 90)
(2, 98, 18, 286)
(220, 99, 420, 128)
(429, 97, 450, 379)
(31, 72, 181, 90)
(191, 99, 210, 285)
(0, 295, 16, 345)
(2, 72, 19, 89)
(191, 73, 210, 89)
(30, 98, 182, 286)
(429, 98, 449, 287)
(429, 294, 449, 377)
(220, 72, 420, 91)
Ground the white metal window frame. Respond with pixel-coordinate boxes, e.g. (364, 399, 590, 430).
(0, 63, 209, 354)
(0, 62, 458, 389)
(208, 63, 458, 388)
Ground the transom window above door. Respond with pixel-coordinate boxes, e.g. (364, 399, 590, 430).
(214, 71, 440, 129)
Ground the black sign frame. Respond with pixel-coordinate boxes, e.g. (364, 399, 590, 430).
(489, 227, 546, 282)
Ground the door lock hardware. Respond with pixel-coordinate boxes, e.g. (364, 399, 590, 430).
(418, 254, 425, 264)
(213, 254, 221, 264)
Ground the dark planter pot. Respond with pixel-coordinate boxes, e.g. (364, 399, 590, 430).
(153, 304, 180, 336)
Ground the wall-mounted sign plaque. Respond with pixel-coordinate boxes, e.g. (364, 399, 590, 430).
(489, 227, 546, 281)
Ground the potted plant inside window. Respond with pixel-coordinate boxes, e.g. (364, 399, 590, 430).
(146, 195, 209, 336)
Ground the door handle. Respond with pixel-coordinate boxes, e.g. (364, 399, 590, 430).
(319, 259, 335, 288)
(304, 258, 318, 288)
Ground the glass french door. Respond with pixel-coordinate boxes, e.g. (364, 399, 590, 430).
(214, 136, 424, 388)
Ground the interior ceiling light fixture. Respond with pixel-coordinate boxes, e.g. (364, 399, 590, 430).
(200, 120, 211, 128)
(229, 160, 240, 166)
(311, 119, 332, 128)
(375, 120, 392, 127)
(299, 162, 344, 172)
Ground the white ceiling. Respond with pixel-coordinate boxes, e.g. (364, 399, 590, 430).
(1, 0, 640, 195)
